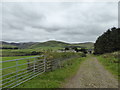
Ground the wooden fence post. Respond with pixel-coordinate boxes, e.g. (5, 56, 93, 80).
(44, 55, 46, 72)
(27, 59, 30, 72)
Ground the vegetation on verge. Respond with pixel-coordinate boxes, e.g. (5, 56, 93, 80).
(96, 51, 120, 80)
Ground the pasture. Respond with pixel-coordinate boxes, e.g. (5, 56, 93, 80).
(1, 55, 42, 88)
(1, 49, 43, 57)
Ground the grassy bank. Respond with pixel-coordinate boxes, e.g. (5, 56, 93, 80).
(17, 57, 86, 88)
(96, 51, 120, 80)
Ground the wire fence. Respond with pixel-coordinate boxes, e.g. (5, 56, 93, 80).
(1, 54, 79, 88)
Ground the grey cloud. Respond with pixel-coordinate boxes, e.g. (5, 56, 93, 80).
(1, 2, 118, 43)
(63, 31, 84, 35)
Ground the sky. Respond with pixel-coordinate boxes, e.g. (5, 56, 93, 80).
(1, 1, 118, 43)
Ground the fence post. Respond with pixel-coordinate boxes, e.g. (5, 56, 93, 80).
(59, 58, 61, 69)
(33, 58, 36, 73)
(51, 59, 54, 71)
(44, 55, 46, 72)
(27, 59, 30, 72)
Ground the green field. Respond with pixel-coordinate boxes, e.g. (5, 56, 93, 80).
(2, 55, 41, 75)
(0, 44, 18, 48)
(2, 55, 37, 61)
(1, 55, 44, 88)
(1, 49, 42, 57)
(1, 47, 64, 57)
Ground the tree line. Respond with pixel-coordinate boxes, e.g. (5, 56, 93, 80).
(0, 47, 19, 49)
(94, 27, 120, 54)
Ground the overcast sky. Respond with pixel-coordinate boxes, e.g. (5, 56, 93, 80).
(1, 1, 118, 43)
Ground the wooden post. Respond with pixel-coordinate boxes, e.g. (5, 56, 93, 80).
(27, 59, 30, 72)
(44, 55, 46, 72)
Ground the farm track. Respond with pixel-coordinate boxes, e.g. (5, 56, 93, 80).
(63, 56, 119, 88)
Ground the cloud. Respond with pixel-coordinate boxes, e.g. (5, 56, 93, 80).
(1, 2, 118, 43)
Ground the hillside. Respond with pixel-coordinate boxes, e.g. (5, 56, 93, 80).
(29, 40, 70, 49)
(0, 41, 18, 49)
(72, 42, 94, 49)
(0, 40, 94, 49)
(0, 41, 37, 49)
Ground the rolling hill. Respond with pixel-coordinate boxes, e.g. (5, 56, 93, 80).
(0, 40, 94, 49)
(29, 40, 70, 49)
(0, 41, 18, 49)
(72, 42, 94, 49)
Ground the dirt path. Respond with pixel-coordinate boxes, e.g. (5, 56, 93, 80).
(63, 56, 118, 88)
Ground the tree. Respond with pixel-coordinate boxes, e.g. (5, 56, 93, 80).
(94, 27, 120, 54)
(65, 47, 69, 51)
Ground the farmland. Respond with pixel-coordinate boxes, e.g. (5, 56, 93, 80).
(0, 40, 119, 88)
(1, 40, 94, 57)
(1, 49, 43, 57)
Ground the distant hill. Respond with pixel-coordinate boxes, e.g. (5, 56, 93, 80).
(0, 41, 18, 49)
(0, 41, 38, 49)
(72, 42, 94, 49)
(0, 40, 94, 49)
(29, 40, 70, 49)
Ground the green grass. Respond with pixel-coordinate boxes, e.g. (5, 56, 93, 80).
(1, 47, 62, 57)
(72, 42, 94, 49)
(0, 44, 18, 48)
(34, 46, 62, 50)
(1, 55, 43, 88)
(96, 52, 120, 80)
(1, 49, 43, 57)
(17, 57, 86, 88)
(2, 56, 38, 71)
(2, 55, 37, 61)
(28, 40, 69, 49)
(2, 55, 40, 78)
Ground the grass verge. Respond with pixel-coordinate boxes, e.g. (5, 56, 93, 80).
(17, 57, 86, 88)
(96, 52, 119, 80)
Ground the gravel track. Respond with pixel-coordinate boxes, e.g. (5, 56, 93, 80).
(63, 56, 118, 88)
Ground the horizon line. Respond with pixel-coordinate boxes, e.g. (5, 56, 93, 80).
(0, 40, 95, 44)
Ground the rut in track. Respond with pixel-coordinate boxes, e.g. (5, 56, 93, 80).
(63, 56, 118, 88)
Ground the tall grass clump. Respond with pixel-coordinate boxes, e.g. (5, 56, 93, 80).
(97, 51, 120, 80)
(44, 50, 85, 60)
